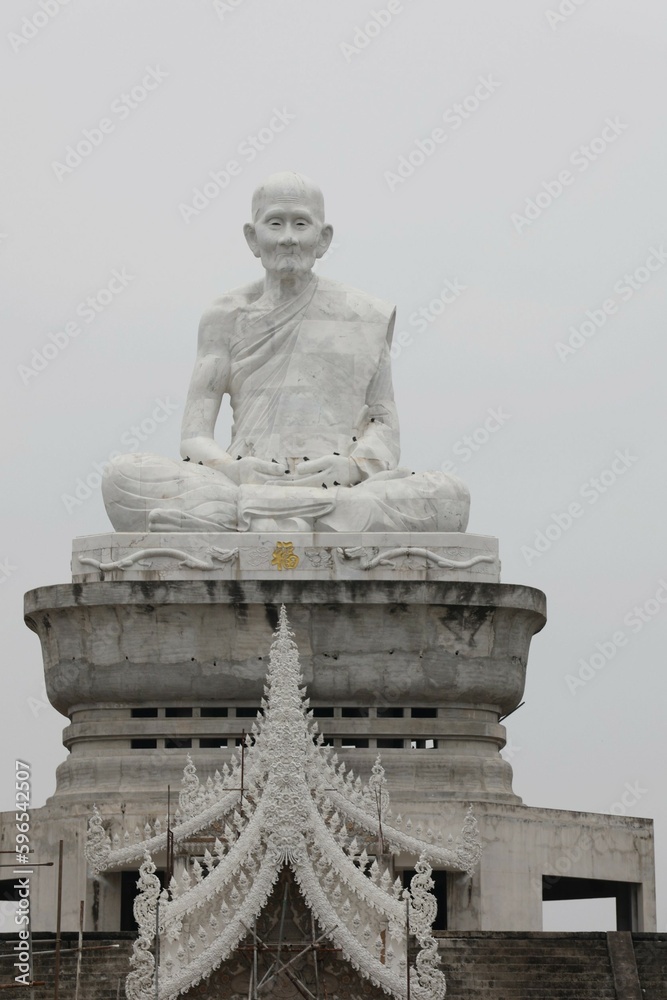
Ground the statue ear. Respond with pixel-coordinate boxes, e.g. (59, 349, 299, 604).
(243, 223, 261, 257)
(315, 223, 334, 259)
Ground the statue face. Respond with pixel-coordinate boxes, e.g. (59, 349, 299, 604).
(244, 199, 333, 277)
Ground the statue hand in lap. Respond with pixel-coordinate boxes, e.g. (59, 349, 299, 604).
(102, 172, 470, 534)
(289, 455, 363, 489)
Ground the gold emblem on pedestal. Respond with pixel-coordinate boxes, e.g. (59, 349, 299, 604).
(271, 541, 300, 571)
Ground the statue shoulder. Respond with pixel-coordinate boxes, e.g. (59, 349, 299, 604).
(203, 279, 264, 321)
(315, 275, 395, 325)
(197, 280, 263, 350)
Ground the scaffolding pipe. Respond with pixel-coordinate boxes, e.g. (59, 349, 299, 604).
(0, 945, 120, 960)
(28, 914, 34, 1000)
(240, 731, 246, 816)
(406, 897, 411, 1000)
(155, 898, 160, 1000)
(311, 913, 321, 1000)
(253, 920, 258, 1000)
(53, 840, 63, 1000)
(273, 883, 289, 986)
(73, 901, 84, 1000)
(254, 925, 332, 999)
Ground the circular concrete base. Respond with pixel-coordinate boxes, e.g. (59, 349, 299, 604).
(25, 579, 546, 805)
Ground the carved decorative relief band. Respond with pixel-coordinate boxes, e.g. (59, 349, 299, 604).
(337, 546, 496, 571)
(77, 546, 239, 572)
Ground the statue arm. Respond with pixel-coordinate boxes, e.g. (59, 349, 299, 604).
(349, 312, 401, 478)
(180, 307, 233, 468)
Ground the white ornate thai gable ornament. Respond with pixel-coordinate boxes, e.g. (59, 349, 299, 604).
(87, 607, 481, 1000)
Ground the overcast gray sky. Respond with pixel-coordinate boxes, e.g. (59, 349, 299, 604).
(1, 0, 665, 932)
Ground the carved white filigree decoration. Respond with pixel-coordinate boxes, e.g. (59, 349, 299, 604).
(409, 857, 438, 939)
(303, 547, 334, 569)
(241, 546, 273, 569)
(84, 805, 111, 871)
(337, 546, 495, 571)
(87, 607, 481, 1000)
(457, 805, 482, 879)
(126, 853, 161, 1000)
(77, 547, 238, 572)
(409, 857, 446, 1000)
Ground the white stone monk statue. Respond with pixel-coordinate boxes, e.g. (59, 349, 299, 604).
(102, 172, 470, 533)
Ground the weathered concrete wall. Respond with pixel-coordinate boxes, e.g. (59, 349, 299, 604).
(0, 799, 655, 934)
(24, 579, 546, 809)
(12, 574, 655, 935)
(25, 579, 544, 714)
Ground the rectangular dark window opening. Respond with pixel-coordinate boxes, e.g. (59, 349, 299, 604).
(131, 739, 157, 749)
(165, 738, 192, 749)
(377, 738, 404, 749)
(411, 708, 437, 718)
(342, 707, 369, 718)
(236, 707, 259, 718)
(200, 738, 228, 748)
(403, 869, 447, 930)
(312, 707, 334, 718)
(165, 707, 193, 718)
(131, 708, 158, 718)
(201, 707, 228, 718)
(341, 738, 369, 748)
(376, 707, 404, 718)
(121, 870, 165, 931)
(542, 876, 638, 931)
(410, 739, 438, 749)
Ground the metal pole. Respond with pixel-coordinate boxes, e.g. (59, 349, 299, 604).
(53, 840, 63, 1000)
(28, 914, 34, 1000)
(406, 898, 410, 1000)
(0, 945, 119, 961)
(311, 913, 320, 999)
(240, 730, 246, 815)
(271, 882, 289, 987)
(166, 785, 173, 889)
(374, 787, 384, 856)
(254, 925, 332, 998)
(0, 863, 53, 868)
(74, 900, 84, 1000)
(253, 920, 258, 1000)
(155, 897, 160, 1000)
(0, 985, 45, 992)
(246, 919, 254, 1000)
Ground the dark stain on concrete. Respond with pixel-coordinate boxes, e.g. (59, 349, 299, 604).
(227, 581, 248, 618)
(264, 603, 279, 631)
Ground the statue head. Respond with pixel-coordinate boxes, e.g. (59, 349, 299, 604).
(243, 172, 333, 278)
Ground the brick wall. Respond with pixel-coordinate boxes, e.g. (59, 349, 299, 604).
(0, 931, 664, 999)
